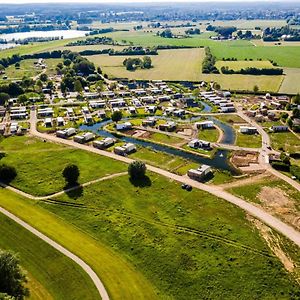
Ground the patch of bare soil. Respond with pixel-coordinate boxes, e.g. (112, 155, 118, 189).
(231, 151, 259, 167)
(258, 186, 300, 232)
(248, 215, 296, 274)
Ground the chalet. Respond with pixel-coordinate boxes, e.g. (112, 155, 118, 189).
(84, 92, 99, 99)
(220, 106, 235, 113)
(44, 118, 53, 127)
(181, 97, 198, 107)
(173, 93, 183, 99)
(158, 95, 171, 102)
(142, 117, 156, 127)
(66, 107, 74, 116)
(101, 91, 115, 98)
(38, 107, 54, 117)
(149, 88, 162, 95)
(140, 96, 155, 104)
(271, 125, 289, 132)
(10, 122, 18, 134)
(56, 127, 76, 138)
(84, 114, 93, 124)
(114, 143, 136, 156)
(82, 106, 90, 114)
(109, 99, 126, 108)
(57, 117, 65, 127)
(128, 106, 136, 114)
(195, 121, 214, 129)
(97, 110, 106, 119)
(146, 106, 157, 114)
(133, 89, 147, 96)
(89, 100, 106, 109)
(116, 122, 132, 131)
(93, 137, 115, 149)
(131, 99, 142, 107)
(165, 107, 176, 115)
(118, 91, 131, 97)
(73, 132, 95, 144)
(159, 121, 176, 132)
(173, 109, 185, 117)
(239, 126, 257, 134)
(188, 165, 212, 181)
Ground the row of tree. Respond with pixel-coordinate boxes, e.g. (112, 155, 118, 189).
(220, 66, 283, 75)
(202, 47, 219, 74)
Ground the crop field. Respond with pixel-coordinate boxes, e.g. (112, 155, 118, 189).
(87, 48, 206, 81)
(206, 19, 287, 29)
(216, 60, 274, 72)
(40, 173, 300, 299)
(0, 136, 126, 196)
(0, 213, 99, 300)
(87, 48, 283, 92)
(0, 188, 158, 300)
(279, 68, 300, 94)
(59, 44, 125, 52)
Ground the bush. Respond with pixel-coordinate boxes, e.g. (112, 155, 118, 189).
(290, 165, 300, 180)
(62, 164, 80, 186)
(0, 164, 17, 183)
(0, 251, 29, 300)
(271, 162, 290, 172)
(128, 161, 146, 180)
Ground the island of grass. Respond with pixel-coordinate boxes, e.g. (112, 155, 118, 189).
(0, 213, 100, 300)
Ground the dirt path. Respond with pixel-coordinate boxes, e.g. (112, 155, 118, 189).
(0, 172, 127, 201)
(0, 207, 109, 300)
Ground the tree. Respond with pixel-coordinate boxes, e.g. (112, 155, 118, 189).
(62, 164, 79, 186)
(40, 73, 48, 82)
(17, 94, 28, 104)
(128, 161, 146, 180)
(253, 85, 259, 94)
(0, 251, 29, 300)
(0, 93, 9, 106)
(293, 93, 300, 105)
(14, 62, 20, 69)
(74, 79, 83, 93)
(63, 59, 72, 67)
(143, 56, 152, 69)
(8, 83, 23, 97)
(0, 164, 17, 183)
(111, 110, 122, 123)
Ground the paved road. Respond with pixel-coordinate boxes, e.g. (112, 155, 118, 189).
(28, 110, 300, 248)
(0, 207, 110, 300)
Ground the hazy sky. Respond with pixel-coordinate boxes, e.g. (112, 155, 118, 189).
(1, 0, 296, 3)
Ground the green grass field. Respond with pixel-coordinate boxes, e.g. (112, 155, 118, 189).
(0, 58, 61, 81)
(235, 132, 262, 148)
(0, 188, 158, 300)
(269, 131, 300, 153)
(197, 128, 220, 142)
(0, 136, 126, 196)
(0, 213, 99, 300)
(149, 132, 185, 145)
(39, 173, 300, 299)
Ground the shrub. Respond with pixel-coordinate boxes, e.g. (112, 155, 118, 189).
(0, 164, 17, 183)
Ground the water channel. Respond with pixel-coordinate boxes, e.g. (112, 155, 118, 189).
(80, 103, 238, 174)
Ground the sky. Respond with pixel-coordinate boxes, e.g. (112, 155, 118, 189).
(0, 0, 297, 3)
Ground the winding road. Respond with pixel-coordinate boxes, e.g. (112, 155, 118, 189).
(0, 206, 110, 300)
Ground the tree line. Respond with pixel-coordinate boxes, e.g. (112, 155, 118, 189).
(220, 66, 283, 75)
(202, 47, 219, 74)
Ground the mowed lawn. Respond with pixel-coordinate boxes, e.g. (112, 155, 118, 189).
(0, 136, 127, 196)
(44, 174, 300, 299)
(0, 188, 158, 300)
(86, 48, 206, 81)
(0, 213, 99, 300)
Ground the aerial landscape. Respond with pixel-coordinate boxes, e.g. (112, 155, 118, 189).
(0, 0, 300, 299)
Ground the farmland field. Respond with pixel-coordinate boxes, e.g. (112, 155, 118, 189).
(87, 48, 283, 91)
(0, 213, 99, 300)
(87, 48, 205, 81)
(206, 19, 287, 29)
(216, 60, 274, 72)
(279, 68, 300, 94)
